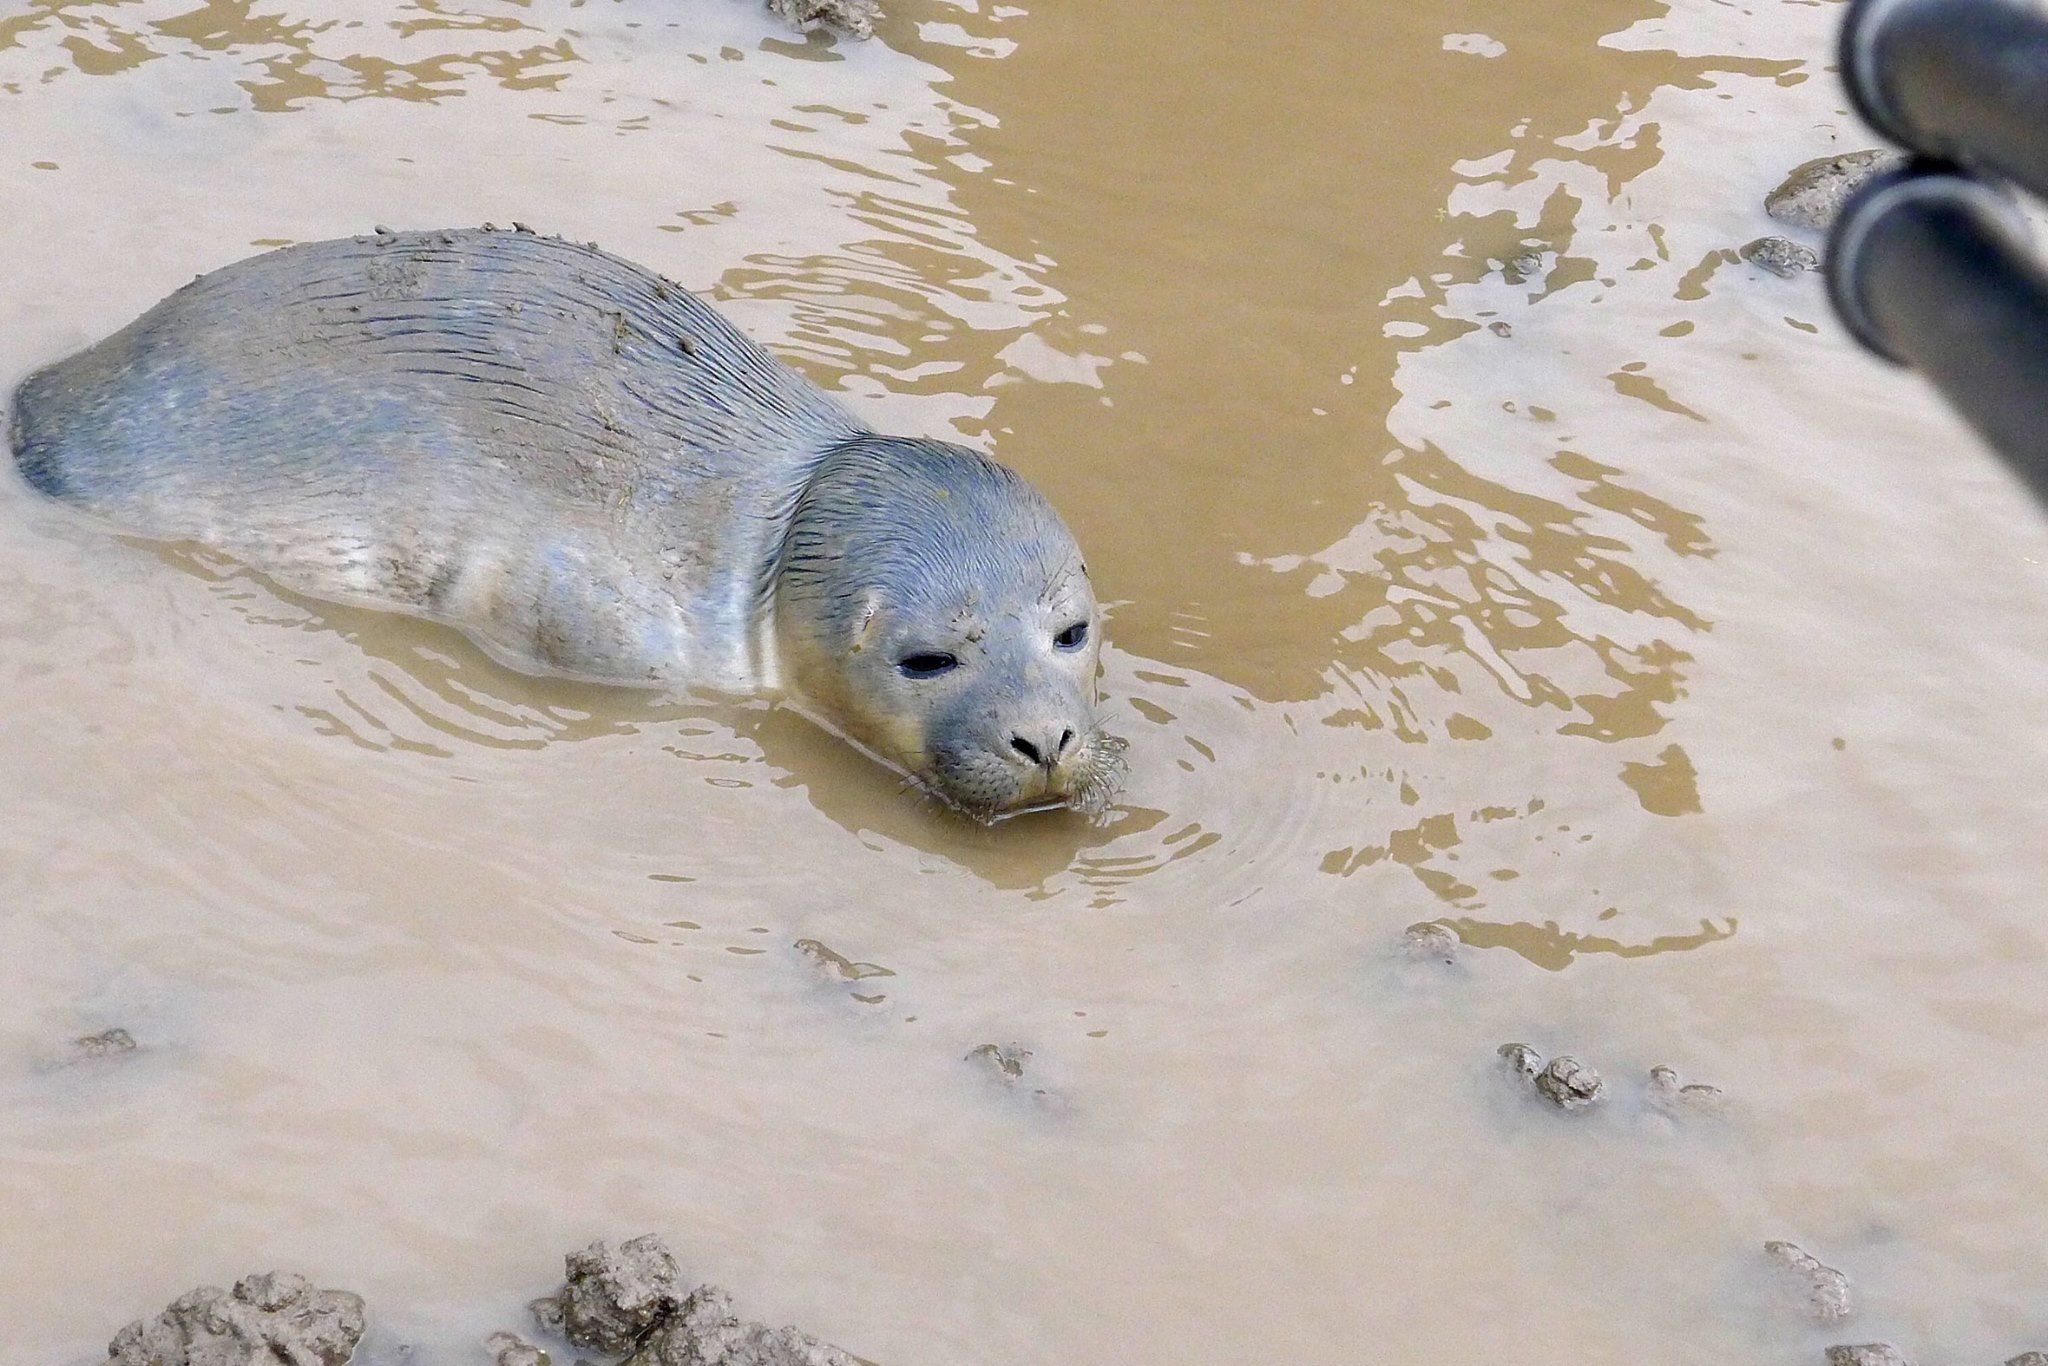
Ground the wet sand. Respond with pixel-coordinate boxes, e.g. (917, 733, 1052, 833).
(4, 1, 2048, 1362)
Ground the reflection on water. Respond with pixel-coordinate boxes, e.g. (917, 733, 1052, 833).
(5, 0, 579, 109)
(6, 0, 2048, 1363)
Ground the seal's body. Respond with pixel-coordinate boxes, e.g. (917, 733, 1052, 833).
(9, 228, 1122, 818)
(12, 228, 855, 692)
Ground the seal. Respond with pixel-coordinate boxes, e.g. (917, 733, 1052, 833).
(8, 227, 1123, 820)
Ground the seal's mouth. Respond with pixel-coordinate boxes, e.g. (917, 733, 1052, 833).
(936, 726, 1129, 826)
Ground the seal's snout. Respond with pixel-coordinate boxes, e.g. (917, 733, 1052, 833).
(944, 671, 1123, 819)
(930, 704, 1121, 822)
(1007, 725, 1074, 771)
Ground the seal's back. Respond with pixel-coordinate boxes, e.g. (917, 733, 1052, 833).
(8, 228, 870, 686)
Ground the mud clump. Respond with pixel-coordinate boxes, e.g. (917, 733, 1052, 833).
(1498, 1042, 1542, 1083)
(1502, 250, 1547, 285)
(42, 1025, 143, 1072)
(486, 1330, 551, 1366)
(793, 939, 894, 1006)
(794, 939, 893, 985)
(1741, 236, 1820, 278)
(531, 1236, 686, 1356)
(623, 1287, 855, 1366)
(76, 1027, 139, 1058)
(1400, 922, 1461, 965)
(108, 1271, 366, 1366)
(2006, 1354, 2048, 1365)
(1826, 1345, 1912, 1366)
(1535, 1056, 1604, 1110)
(1764, 1240, 1852, 1324)
(766, 0, 879, 40)
(965, 1042, 1069, 1112)
(1766, 150, 1905, 233)
(966, 1042, 1032, 1082)
(528, 1235, 855, 1366)
(1499, 1043, 1605, 1111)
(1646, 1065, 1727, 1119)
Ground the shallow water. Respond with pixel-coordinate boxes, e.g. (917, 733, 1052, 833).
(4, 0, 2048, 1362)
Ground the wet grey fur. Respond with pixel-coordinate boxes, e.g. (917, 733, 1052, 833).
(10, 228, 1119, 817)
(10, 228, 867, 689)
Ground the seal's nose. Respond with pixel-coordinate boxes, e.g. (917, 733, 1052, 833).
(1008, 726, 1075, 770)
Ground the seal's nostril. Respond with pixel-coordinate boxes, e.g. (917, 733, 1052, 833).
(1057, 728, 1075, 757)
(1010, 735, 1042, 765)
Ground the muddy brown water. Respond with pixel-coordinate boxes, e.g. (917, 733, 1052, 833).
(5, 1, 2048, 1363)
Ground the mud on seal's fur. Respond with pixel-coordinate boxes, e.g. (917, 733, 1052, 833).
(8, 227, 1123, 820)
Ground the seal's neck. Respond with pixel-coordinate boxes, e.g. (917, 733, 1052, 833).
(751, 434, 882, 700)
(756, 435, 877, 706)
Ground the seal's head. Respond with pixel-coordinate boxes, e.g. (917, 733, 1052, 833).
(774, 437, 1124, 822)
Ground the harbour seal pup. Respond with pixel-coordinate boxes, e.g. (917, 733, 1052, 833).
(8, 227, 1123, 820)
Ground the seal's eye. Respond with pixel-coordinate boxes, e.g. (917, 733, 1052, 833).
(897, 652, 959, 679)
(1053, 622, 1089, 651)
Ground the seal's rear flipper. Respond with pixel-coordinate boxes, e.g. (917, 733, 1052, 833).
(10, 386, 71, 500)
